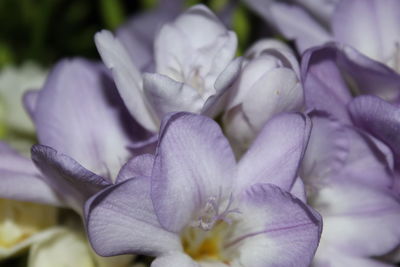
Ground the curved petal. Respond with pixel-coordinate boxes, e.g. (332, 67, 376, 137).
(0, 142, 61, 206)
(201, 57, 242, 117)
(237, 113, 311, 193)
(314, 247, 394, 267)
(151, 113, 236, 233)
(85, 176, 181, 257)
(338, 45, 400, 102)
(229, 183, 321, 267)
(242, 68, 303, 132)
(143, 73, 204, 117)
(116, 154, 154, 183)
(244, 39, 301, 78)
(34, 58, 140, 179)
(316, 179, 400, 257)
(269, 3, 331, 53)
(336, 128, 394, 188)
(95, 30, 158, 132)
(300, 112, 349, 186)
(31, 145, 110, 212)
(349, 95, 400, 158)
(301, 44, 352, 122)
(154, 5, 237, 101)
(332, 0, 400, 64)
(22, 89, 39, 120)
(290, 177, 307, 202)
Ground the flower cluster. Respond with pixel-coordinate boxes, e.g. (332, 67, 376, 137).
(1, 1, 400, 266)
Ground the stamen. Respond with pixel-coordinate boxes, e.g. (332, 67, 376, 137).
(191, 192, 240, 231)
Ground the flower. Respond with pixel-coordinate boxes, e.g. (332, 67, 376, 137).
(245, 0, 400, 102)
(300, 112, 400, 266)
(223, 39, 303, 154)
(95, 5, 241, 133)
(0, 58, 145, 213)
(86, 112, 322, 266)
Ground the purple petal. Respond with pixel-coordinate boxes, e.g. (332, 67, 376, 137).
(34, 58, 139, 179)
(85, 176, 181, 257)
(231, 183, 321, 266)
(151, 113, 236, 233)
(349, 95, 400, 159)
(332, 0, 400, 64)
(116, 153, 154, 183)
(316, 178, 400, 257)
(31, 145, 110, 212)
(290, 177, 307, 202)
(314, 249, 394, 267)
(237, 113, 311, 193)
(338, 45, 400, 102)
(336, 128, 394, 188)
(301, 112, 349, 185)
(301, 44, 352, 122)
(22, 89, 39, 120)
(128, 134, 158, 156)
(269, 3, 331, 53)
(0, 142, 62, 206)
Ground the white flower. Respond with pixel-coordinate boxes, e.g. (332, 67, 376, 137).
(223, 39, 303, 154)
(95, 5, 240, 132)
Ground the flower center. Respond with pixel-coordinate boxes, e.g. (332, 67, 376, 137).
(181, 193, 240, 263)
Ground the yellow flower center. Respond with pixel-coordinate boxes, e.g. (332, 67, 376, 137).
(181, 193, 240, 263)
(181, 221, 232, 263)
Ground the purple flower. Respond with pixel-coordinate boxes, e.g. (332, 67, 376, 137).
(0, 58, 144, 213)
(95, 5, 240, 133)
(300, 112, 400, 266)
(85, 112, 322, 266)
(245, 0, 400, 103)
(249, 0, 400, 68)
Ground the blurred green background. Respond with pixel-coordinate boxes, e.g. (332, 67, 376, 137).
(0, 0, 139, 68)
(0, 0, 259, 69)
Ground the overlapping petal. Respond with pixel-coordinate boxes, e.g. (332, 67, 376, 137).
(231, 183, 321, 267)
(31, 145, 110, 212)
(86, 177, 181, 257)
(151, 113, 236, 233)
(34, 58, 139, 179)
(237, 113, 311, 192)
(301, 45, 352, 122)
(349, 95, 400, 159)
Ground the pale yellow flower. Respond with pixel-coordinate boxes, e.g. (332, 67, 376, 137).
(28, 227, 134, 267)
(0, 199, 58, 259)
(0, 62, 47, 155)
